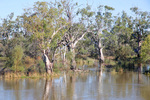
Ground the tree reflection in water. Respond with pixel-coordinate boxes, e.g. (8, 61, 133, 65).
(1, 65, 150, 100)
(42, 78, 52, 100)
(138, 63, 142, 84)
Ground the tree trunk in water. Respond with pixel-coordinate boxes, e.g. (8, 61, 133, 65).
(98, 39, 104, 62)
(71, 48, 76, 70)
(43, 50, 53, 74)
(138, 63, 142, 73)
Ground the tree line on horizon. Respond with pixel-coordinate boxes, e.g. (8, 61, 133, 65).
(0, 0, 150, 74)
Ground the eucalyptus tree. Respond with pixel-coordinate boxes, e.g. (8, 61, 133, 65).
(0, 13, 16, 56)
(62, 1, 94, 70)
(130, 7, 150, 58)
(109, 11, 135, 60)
(89, 5, 114, 62)
(0, 13, 15, 40)
(22, 1, 69, 74)
(0, 13, 28, 72)
(0, 13, 25, 56)
(0, 14, 15, 69)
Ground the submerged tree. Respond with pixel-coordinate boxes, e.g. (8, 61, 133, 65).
(89, 5, 115, 62)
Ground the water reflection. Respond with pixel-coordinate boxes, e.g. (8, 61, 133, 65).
(0, 69, 150, 100)
(0, 78, 45, 100)
(42, 78, 52, 100)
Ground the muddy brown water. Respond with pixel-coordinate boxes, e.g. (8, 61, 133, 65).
(0, 68, 150, 100)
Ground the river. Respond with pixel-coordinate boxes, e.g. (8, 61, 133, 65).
(0, 68, 150, 100)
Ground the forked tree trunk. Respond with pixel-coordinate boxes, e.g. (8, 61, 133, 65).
(43, 50, 53, 74)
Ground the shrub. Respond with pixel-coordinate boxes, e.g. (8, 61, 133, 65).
(37, 59, 46, 73)
(11, 45, 24, 72)
(24, 56, 35, 68)
(66, 51, 73, 61)
(115, 45, 134, 60)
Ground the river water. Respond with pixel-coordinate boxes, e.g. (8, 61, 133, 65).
(0, 69, 150, 100)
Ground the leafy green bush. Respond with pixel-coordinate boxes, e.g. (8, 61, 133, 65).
(24, 56, 35, 68)
(11, 45, 24, 72)
(66, 51, 73, 61)
(37, 59, 46, 73)
(115, 45, 134, 60)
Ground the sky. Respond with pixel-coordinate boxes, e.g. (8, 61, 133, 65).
(0, 0, 150, 21)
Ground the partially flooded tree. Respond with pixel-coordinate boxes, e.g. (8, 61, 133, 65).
(63, 1, 94, 70)
(130, 7, 150, 58)
(90, 5, 114, 62)
(22, 1, 68, 74)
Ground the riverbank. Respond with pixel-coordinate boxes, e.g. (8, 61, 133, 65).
(0, 67, 92, 79)
(1, 56, 150, 78)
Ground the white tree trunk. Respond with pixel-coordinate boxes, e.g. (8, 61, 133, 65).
(63, 46, 66, 63)
(98, 39, 104, 62)
(43, 50, 53, 74)
(100, 48, 104, 62)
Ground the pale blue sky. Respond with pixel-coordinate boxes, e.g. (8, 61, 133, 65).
(0, 0, 150, 20)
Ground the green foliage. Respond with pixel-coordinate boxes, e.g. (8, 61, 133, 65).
(104, 5, 115, 10)
(104, 58, 116, 66)
(76, 35, 95, 55)
(37, 59, 46, 73)
(115, 45, 134, 60)
(11, 45, 24, 72)
(53, 66, 60, 73)
(66, 51, 73, 61)
(141, 35, 150, 62)
(76, 57, 95, 67)
(23, 1, 67, 49)
(79, 5, 95, 18)
(24, 56, 35, 68)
